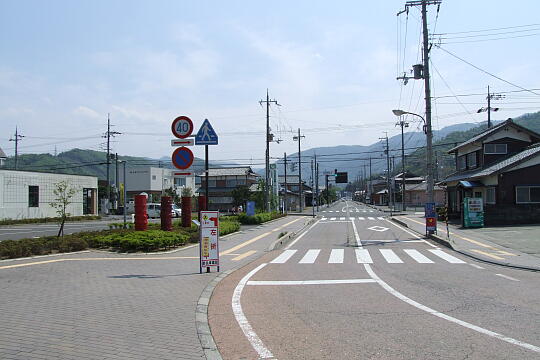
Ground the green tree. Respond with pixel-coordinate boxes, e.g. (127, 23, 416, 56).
(231, 185, 251, 208)
(49, 180, 77, 237)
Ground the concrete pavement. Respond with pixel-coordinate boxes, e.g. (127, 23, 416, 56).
(209, 200, 540, 359)
(0, 215, 313, 360)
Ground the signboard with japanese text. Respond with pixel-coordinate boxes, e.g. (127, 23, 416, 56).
(464, 197, 484, 228)
(425, 202, 437, 234)
(199, 211, 219, 272)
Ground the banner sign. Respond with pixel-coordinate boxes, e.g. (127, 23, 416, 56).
(200, 211, 219, 272)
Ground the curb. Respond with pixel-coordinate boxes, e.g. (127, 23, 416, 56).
(390, 217, 540, 272)
(267, 216, 317, 251)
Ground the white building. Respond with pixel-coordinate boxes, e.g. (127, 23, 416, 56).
(120, 166, 196, 201)
(0, 147, 6, 167)
(0, 170, 98, 220)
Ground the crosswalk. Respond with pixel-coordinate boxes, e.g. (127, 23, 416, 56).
(322, 209, 375, 213)
(321, 216, 385, 221)
(270, 248, 466, 265)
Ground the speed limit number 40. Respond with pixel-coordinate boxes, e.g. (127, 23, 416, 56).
(171, 116, 194, 139)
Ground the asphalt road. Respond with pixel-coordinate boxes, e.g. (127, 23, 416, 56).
(209, 199, 540, 359)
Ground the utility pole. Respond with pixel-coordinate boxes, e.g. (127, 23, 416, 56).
(283, 152, 288, 214)
(260, 90, 280, 212)
(478, 86, 503, 128)
(9, 127, 24, 170)
(293, 129, 305, 212)
(103, 113, 121, 208)
(368, 157, 372, 204)
(115, 153, 119, 211)
(380, 133, 391, 209)
(311, 159, 315, 217)
(397, 117, 409, 211)
(315, 157, 319, 212)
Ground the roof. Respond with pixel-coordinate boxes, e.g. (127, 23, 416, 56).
(205, 167, 258, 177)
(0, 147, 6, 159)
(404, 182, 445, 191)
(443, 143, 540, 182)
(448, 119, 540, 153)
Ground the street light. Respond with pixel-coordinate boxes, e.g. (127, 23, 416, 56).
(392, 109, 434, 211)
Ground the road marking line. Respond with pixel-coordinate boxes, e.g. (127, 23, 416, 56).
(379, 249, 403, 263)
(350, 218, 362, 247)
(494, 250, 516, 256)
(377, 217, 384, 220)
(286, 219, 321, 249)
(469, 263, 485, 270)
(349, 217, 355, 220)
(232, 250, 257, 261)
(330, 217, 336, 221)
(355, 248, 373, 264)
(232, 263, 274, 359)
(0, 256, 199, 269)
(321, 217, 327, 220)
(364, 263, 539, 354)
(221, 217, 301, 255)
(358, 217, 365, 220)
(328, 249, 344, 263)
(368, 217, 375, 220)
(428, 249, 466, 264)
(270, 250, 297, 264)
(339, 217, 345, 221)
(299, 249, 320, 264)
(247, 279, 377, 286)
(385, 219, 436, 248)
(495, 273, 520, 282)
(469, 249, 505, 260)
(404, 249, 434, 263)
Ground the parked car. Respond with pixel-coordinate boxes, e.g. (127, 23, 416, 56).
(172, 204, 182, 218)
(146, 203, 162, 218)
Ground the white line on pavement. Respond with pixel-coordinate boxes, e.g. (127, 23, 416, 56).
(385, 219, 437, 248)
(495, 273, 520, 282)
(350, 218, 362, 247)
(355, 249, 373, 264)
(232, 263, 274, 359)
(363, 263, 540, 354)
(247, 279, 377, 286)
(403, 249, 434, 263)
(299, 249, 320, 264)
(469, 263, 485, 270)
(379, 249, 403, 263)
(428, 249, 466, 264)
(270, 250, 297, 264)
(286, 219, 321, 249)
(328, 249, 344, 263)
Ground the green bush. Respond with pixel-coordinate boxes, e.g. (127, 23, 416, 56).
(236, 212, 285, 225)
(93, 230, 190, 252)
(0, 235, 90, 259)
(220, 220, 240, 236)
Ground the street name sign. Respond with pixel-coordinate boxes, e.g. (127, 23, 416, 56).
(171, 146, 194, 170)
(195, 119, 218, 145)
(199, 210, 220, 272)
(171, 116, 194, 139)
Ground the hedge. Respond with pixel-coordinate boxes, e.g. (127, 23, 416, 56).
(91, 230, 190, 252)
(236, 212, 285, 225)
(0, 215, 101, 226)
(219, 219, 240, 236)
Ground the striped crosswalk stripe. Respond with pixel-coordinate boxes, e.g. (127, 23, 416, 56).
(328, 249, 344, 263)
(404, 249, 434, 263)
(271, 250, 297, 264)
(379, 249, 403, 263)
(355, 249, 373, 264)
(299, 249, 320, 264)
(428, 249, 466, 263)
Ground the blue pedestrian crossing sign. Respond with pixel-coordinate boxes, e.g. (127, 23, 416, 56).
(195, 119, 218, 145)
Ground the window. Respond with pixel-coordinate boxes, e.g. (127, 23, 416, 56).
(458, 156, 466, 170)
(484, 143, 507, 154)
(516, 186, 540, 204)
(175, 178, 186, 186)
(152, 175, 157, 180)
(486, 187, 496, 204)
(467, 152, 477, 169)
(29, 186, 39, 207)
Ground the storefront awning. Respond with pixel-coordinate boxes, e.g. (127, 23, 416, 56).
(458, 180, 484, 188)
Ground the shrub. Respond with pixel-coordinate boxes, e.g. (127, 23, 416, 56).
(236, 212, 285, 225)
(220, 221, 240, 236)
(92, 230, 190, 252)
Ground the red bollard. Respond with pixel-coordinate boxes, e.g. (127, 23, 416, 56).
(161, 196, 172, 231)
(134, 195, 148, 231)
(181, 195, 192, 228)
(198, 195, 206, 212)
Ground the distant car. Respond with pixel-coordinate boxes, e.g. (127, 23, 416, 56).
(146, 203, 162, 218)
(172, 204, 182, 218)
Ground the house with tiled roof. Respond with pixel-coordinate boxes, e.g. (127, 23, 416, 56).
(442, 119, 540, 225)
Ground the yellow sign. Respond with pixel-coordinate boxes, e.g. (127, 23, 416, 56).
(202, 237, 210, 257)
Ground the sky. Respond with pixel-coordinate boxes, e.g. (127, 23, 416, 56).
(1, 0, 540, 168)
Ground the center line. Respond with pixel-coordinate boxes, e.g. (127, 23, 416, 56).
(495, 273, 520, 282)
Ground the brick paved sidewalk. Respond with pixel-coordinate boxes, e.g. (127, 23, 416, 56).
(0, 216, 311, 360)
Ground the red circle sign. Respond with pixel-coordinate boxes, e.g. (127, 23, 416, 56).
(171, 147, 194, 170)
(171, 116, 193, 139)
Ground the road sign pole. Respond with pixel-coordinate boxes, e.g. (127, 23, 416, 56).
(205, 145, 209, 211)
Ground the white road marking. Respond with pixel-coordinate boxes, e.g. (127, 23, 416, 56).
(379, 249, 403, 263)
(469, 263, 485, 270)
(377, 217, 384, 220)
(247, 279, 377, 286)
(349, 217, 355, 220)
(330, 217, 336, 221)
(368, 217, 375, 220)
(321, 217, 327, 220)
(232, 263, 274, 359)
(358, 217, 365, 220)
(428, 249, 466, 264)
(339, 217, 345, 221)
(322, 210, 327, 213)
(385, 219, 437, 248)
(299, 249, 320, 264)
(355, 249, 373, 264)
(495, 273, 520, 282)
(286, 219, 321, 249)
(363, 263, 540, 354)
(350, 219, 362, 247)
(328, 249, 344, 263)
(404, 249, 434, 263)
(270, 250, 297, 264)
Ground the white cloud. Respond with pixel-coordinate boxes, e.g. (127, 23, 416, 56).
(73, 106, 101, 119)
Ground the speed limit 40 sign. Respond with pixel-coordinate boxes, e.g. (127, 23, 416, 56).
(171, 116, 194, 139)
